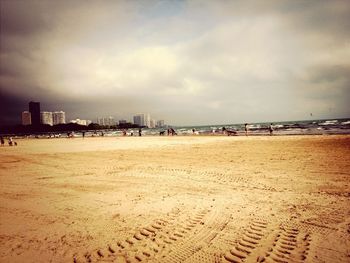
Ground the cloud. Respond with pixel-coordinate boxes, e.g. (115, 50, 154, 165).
(1, 0, 349, 125)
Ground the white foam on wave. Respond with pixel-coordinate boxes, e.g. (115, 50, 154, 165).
(320, 120, 338, 125)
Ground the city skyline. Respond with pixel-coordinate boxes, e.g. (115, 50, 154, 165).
(1, 0, 350, 126)
(20, 100, 165, 128)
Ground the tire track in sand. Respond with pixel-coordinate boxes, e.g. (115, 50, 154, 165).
(158, 208, 230, 263)
(223, 219, 269, 263)
(260, 226, 311, 263)
(72, 206, 183, 262)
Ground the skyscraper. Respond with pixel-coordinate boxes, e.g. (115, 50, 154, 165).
(53, 111, 66, 125)
(133, 113, 151, 127)
(145, 113, 151, 128)
(156, 120, 165, 128)
(29, 101, 40, 126)
(22, 111, 31, 125)
(97, 116, 115, 126)
(133, 115, 142, 126)
(40, 111, 53, 126)
(150, 119, 156, 128)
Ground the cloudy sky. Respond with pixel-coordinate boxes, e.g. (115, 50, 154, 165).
(1, 0, 349, 125)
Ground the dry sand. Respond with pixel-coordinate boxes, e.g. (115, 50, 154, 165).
(0, 135, 349, 263)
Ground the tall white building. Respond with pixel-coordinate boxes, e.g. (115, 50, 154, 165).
(133, 113, 151, 127)
(40, 111, 53, 126)
(22, 111, 31, 125)
(156, 120, 165, 128)
(53, 111, 66, 125)
(70, 119, 88, 126)
(97, 117, 103, 125)
(150, 119, 156, 128)
(105, 116, 115, 126)
(145, 114, 151, 128)
(97, 116, 115, 126)
(133, 115, 142, 126)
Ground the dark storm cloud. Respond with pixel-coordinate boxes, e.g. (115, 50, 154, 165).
(1, 1, 52, 36)
(0, 89, 28, 125)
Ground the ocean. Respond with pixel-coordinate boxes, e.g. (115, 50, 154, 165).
(110, 118, 350, 136)
(16, 118, 350, 138)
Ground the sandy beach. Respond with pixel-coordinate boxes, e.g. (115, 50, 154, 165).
(0, 135, 349, 263)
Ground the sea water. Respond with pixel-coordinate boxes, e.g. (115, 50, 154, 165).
(95, 118, 350, 136)
(142, 118, 350, 136)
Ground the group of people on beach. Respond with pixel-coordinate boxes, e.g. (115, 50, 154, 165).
(222, 123, 274, 136)
(0, 124, 275, 141)
(0, 136, 17, 146)
(122, 128, 143, 136)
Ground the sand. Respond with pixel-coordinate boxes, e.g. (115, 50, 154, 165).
(0, 135, 349, 263)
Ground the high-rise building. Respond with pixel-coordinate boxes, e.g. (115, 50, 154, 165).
(97, 116, 115, 126)
(40, 111, 53, 126)
(53, 111, 66, 125)
(150, 119, 156, 129)
(22, 111, 32, 125)
(133, 114, 143, 127)
(70, 118, 88, 126)
(29, 101, 40, 126)
(156, 120, 165, 128)
(133, 113, 151, 127)
(104, 116, 115, 126)
(97, 117, 103, 126)
(145, 113, 151, 128)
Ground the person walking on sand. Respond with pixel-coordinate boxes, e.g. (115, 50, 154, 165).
(139, 128, 142, 136)
(269, 123, 274, 136)
(244, 123, 248, 136)
(0, 136, 4, 146)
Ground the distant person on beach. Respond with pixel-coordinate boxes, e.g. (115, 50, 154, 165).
(122, 130, 127, 136)
(82, 131, 85, 139)
(139, 128, 142, 136)
(269, 123, 274, 135)
(8, 137, 13, 146)
(0, 136, 4, 146)
(245, 123, 248, 136)
(222, 127, 237, 136)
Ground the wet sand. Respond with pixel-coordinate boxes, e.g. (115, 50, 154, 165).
(0, 135, 349, 263)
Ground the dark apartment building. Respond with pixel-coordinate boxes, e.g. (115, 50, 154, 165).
(29, 101, 40, 126)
